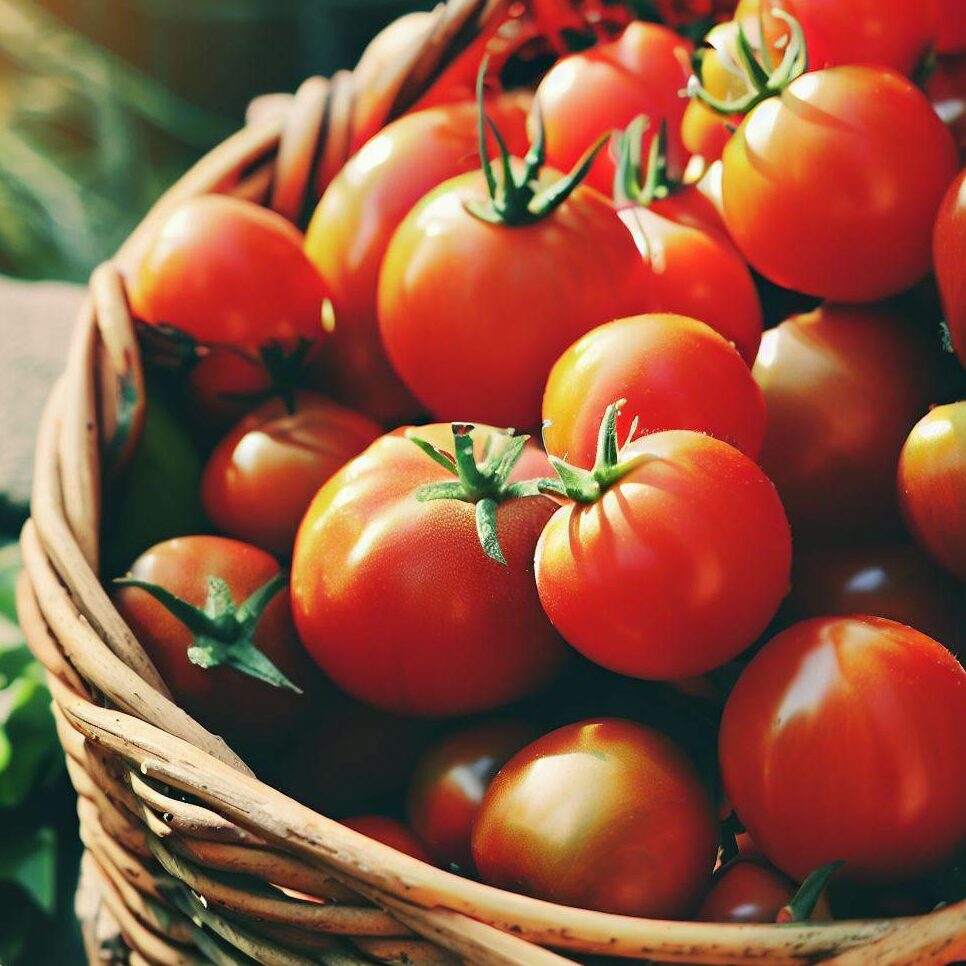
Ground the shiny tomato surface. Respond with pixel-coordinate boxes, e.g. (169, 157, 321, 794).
(934, 169, 966, 366)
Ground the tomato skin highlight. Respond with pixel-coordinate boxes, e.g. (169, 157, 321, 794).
(304, 98, 530, 424)
(129, 196, 328, 420)
(535, 431, 792, 680)
(898, 401, 966, 583)
(342, 816, 433, 864)
(753, 304, 942, 537)
(201, 391, 382, 557)
(291, 426, 568, 717)
(542, 314, 766, 470)
(378, 172, 647, 429)
(720, 616, 966, 883)
(472, 719, 718, 919)
(535, 22, 693, 195)
(721, 67, 959, 302)
(406, 720, 536, 870)
(934, 168, 966, 366)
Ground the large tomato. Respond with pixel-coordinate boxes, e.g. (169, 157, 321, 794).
(291, 424, 567, 716)
(898, 401, 966, 582)
(406, 720, 536, 870)
(535, 419, 791, 680)
(201, 391, 381, 557)
(934, 168, 966, 366)
(113, 536, 320, 745)
(472, 719, 718, 918)
(718, 66, 958, 301)
(534, 23, 693, 196)
(542, 314, 766, 470)
(936, 0, 966, 54)
(720, 616, 966, 883)
(129, 196, 327, 422)
(378, 166, 646, 429)
(304, 97, 530, 424)
(782, 542, 966, 658)
(753, 304, 942, 536)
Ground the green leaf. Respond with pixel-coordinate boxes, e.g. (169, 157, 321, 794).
(0, 675, 61, 808)
(0, 827, 56, 914)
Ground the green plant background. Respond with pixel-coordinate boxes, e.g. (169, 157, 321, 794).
(0, 2, 431, 961)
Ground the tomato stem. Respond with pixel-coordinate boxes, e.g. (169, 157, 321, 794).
(614, 116, 674, 209)
(114, 573, 301, 692)
(777, 860, 843, 923)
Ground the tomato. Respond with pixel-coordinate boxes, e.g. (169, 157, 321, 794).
(753, 304, 942, 536)
(928, 56, 966, 163)
(782, 542, 966, 658)
(201, 391, 381, 557)
(936, 0, 966, 54)
(535, 421, 791, 680)
(129, 196, 327, 422)
(472, 719, 718, 918)
(898, 401, 966, 583)
(378, 170, 646, 430)
(934, 169, 966, 366)
(697, 861, 796, 922)
(291, 424, 568, 717)
(735, 0, 937, 75)
(720, 616, 966, 883)
(305, 97, 530, 424)
(113, 536, 319, 745)
(719, 66, 958, 301)
(342, 816, 433, 863)
(534, 23, 693, 196)
(542, 314, 766, 471)
(406, 720, 536, 870)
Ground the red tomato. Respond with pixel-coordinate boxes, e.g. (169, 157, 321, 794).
(535, 428, 791, 680)
(472, 719, 718, 918)
(378, 170, 647, 429)
(406, 720, 536, 870)
(542, 314, 766, 470)
(620, 208, 763, 365)
(304, 97, 530, 424)
(753, 304, 942, 536)
(129, 196, 327, 421)
(291, 424, 568, 716)
(535, 23, 693, 196)
(735, 0, 937, 75)
(928, 56, 966, 162)
(720, 616, 966, 882)
(342, 816, 433, 863)
(782, 542, 966, 658)
(720, 66, 958, 301)
(936, 0, 966, 54)
(934, 169, 966, 366)
(113, 536, 319, 745)
(697, 861, 796, 922)
(898, 401, 966, 582)
(201, 391, 381, 557)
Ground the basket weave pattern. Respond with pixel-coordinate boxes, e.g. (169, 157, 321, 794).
(16, 1, 966, 963)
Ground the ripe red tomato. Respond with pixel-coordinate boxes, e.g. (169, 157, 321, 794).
(129, 196, 327, 421)
(342, 816, 433, 864)
(406, 720, 536, 870)
(535, 23, 693, 196)
(378, 171, 646, 429)
(735, 0, 938, 75)
(782, 542, 966, 658)
(898, 401, 966, 583)
(720, 66, 958, 301)
(472, 719, 718, 918)
(697, 861, 796, 923)
(542, 314, 766, 470)
(936, 0, 966, 54)
(934, 169, 966, 366)
(928, 56, 966, 162)
(201, 391, 381, 557)
(304, 97, 530, 424)
(753, 304, 942, 536)
(535, 427, 791, 680)
(113, 536, 319, 745)
(291, 424, 568, 716)
(720, 616, 966, 883)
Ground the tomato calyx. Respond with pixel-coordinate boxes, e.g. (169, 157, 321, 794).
(464, 60, 609, 227)
(113, 572, 302, 692)
(407, 424, 542, 566)
(539, 400, 657, 504)
(615, 115, 677, 209)
(688, 9, 807, 116)
(777, 860, 843, 922)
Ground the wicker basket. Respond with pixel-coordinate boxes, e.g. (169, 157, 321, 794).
(17, 1, 966, 963)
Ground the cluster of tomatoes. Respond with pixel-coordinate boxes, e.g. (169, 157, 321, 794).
(108, 0, 966, 931)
